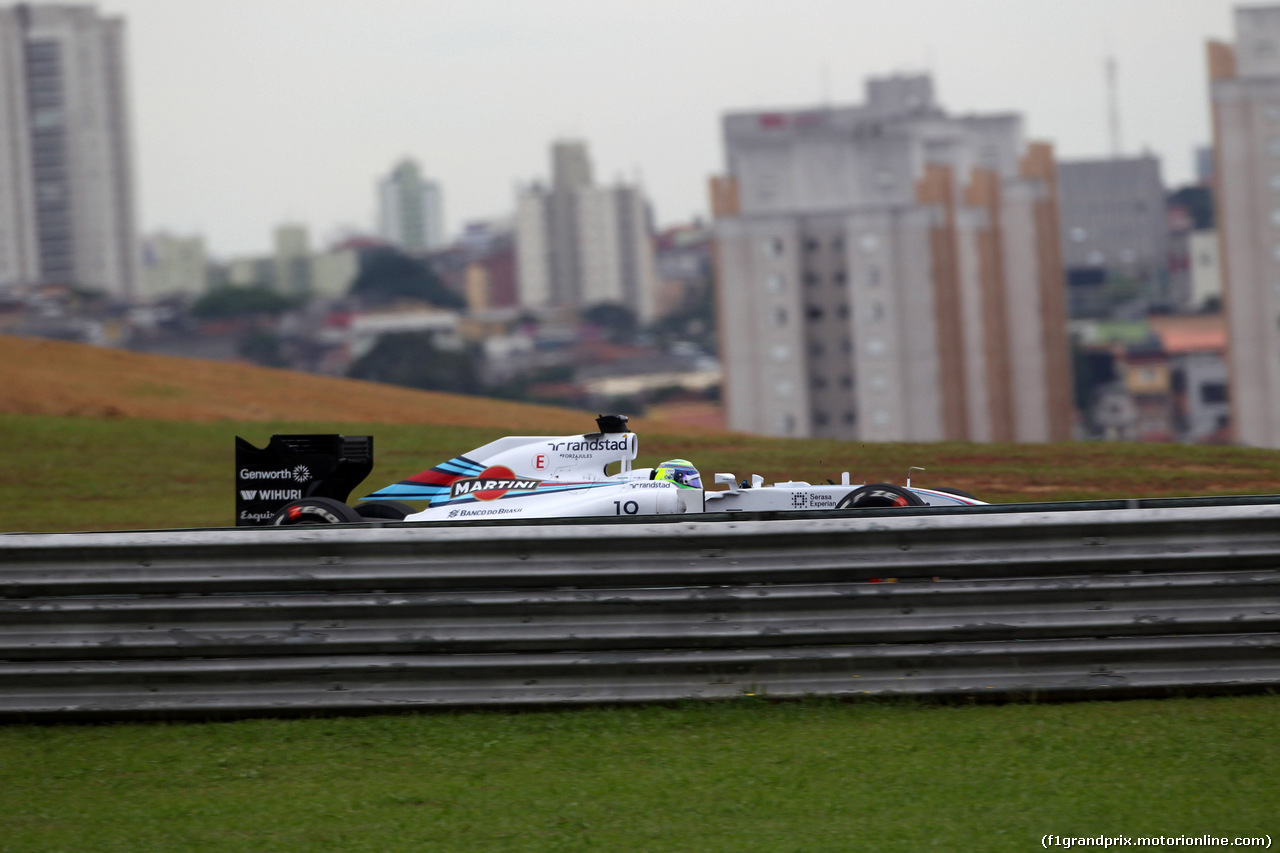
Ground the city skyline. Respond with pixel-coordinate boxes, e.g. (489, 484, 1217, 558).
(90, 0, 1239, 258)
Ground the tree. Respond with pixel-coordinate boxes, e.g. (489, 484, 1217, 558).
(347, 332, 479, 394)
(349, 248, 464, 309)
(1168, 185, 1215, 231)
(581, 302, 637, 342)
(191, 284, 297, 319)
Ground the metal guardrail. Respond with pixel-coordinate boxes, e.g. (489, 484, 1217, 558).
(3, 500, 1280, 719)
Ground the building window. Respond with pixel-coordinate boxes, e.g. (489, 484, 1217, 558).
(810, 341, 825, 358)
(1070, 226, 1087, 242)
(806, 305, 824, 321)
(32, 108, 62, 129)
(860, 234, 880, 253)
(839, 374, 853, 389)
(867, 267, 881, 286)
(812, 375, 828, 390)
(766, 272, 785, 292)
(1200, 382, 1228, 404)
(775, 379, 794, 397)
(813, 411, 830, 427)
(773, 307, 788, 326)
(836, 303, 850, 320)
(762, 237, 785, 257)
(833, 270, 847, 286)
(843, 411, 855, 425)
(870, 301, 885, 322)
(803, 271, 819, 286)
(771, 344, 790, 362)
(1268, 137, 1280, 158)
(866, 337, 885, 356)
(1271, 172, 1280, 191)
(804, 238, 820, 252)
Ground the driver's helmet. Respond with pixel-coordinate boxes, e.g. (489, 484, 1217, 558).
(652, 459, 702, 489)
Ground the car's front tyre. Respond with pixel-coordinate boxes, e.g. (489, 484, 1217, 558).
(836, 484, 926, 509)
(930, 486, 978, 500)
(353, 500, 415, 521)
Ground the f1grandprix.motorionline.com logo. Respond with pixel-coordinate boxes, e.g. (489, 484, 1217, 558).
(450, 466, 542, 501)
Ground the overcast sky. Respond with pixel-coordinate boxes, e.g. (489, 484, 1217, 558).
(90, 0, 1240, 259)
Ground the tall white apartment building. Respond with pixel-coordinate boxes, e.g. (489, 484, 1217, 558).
(377, 158, 444, 252)
(515, 140, 658, 323)
(273, 223, 310, 297)
(713, 74, 1072, 442)
(0, 3, 138, 299)
(138, 232, 206, 300)
(1209, 5, 1280, 447)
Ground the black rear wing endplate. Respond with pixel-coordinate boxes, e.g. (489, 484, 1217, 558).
(234, 434, 373, 526)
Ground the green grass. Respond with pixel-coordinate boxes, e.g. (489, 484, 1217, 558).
(6, 412, 1280, 531)
(5, 413, 1280, 850)
(2, 696, 1277, 852)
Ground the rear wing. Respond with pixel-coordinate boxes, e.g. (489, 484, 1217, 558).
(234, 434, 373, 526)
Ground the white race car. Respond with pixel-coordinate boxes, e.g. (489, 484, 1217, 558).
(246, 415, 984, 526)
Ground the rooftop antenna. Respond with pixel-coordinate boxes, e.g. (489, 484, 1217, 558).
(1106, 55, 1122, 157)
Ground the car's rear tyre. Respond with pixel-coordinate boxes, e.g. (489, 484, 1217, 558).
(271, 497, 363, 525)
(354, 500, 415, 521)
(836, 483, 926, 509)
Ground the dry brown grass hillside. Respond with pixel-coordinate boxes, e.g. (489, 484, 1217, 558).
(0, 335, 706, 434)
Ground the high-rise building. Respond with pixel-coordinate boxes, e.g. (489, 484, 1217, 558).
(515, 140, 659, 323)
(138, 232, 206, 300)
(377, 158, 444, 252)
(1195, 146, 1216, 184)
(1188, 230, 1223, 309)
(1057, 156, 1168, 299)
(712, 74, 1072, 442)
(0, 3, 138, 299)
(273, 223, 310, 297)
(1208, 5, 1280, 447)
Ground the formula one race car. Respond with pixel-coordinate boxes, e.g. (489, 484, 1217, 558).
(234, 414, 984, 527)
